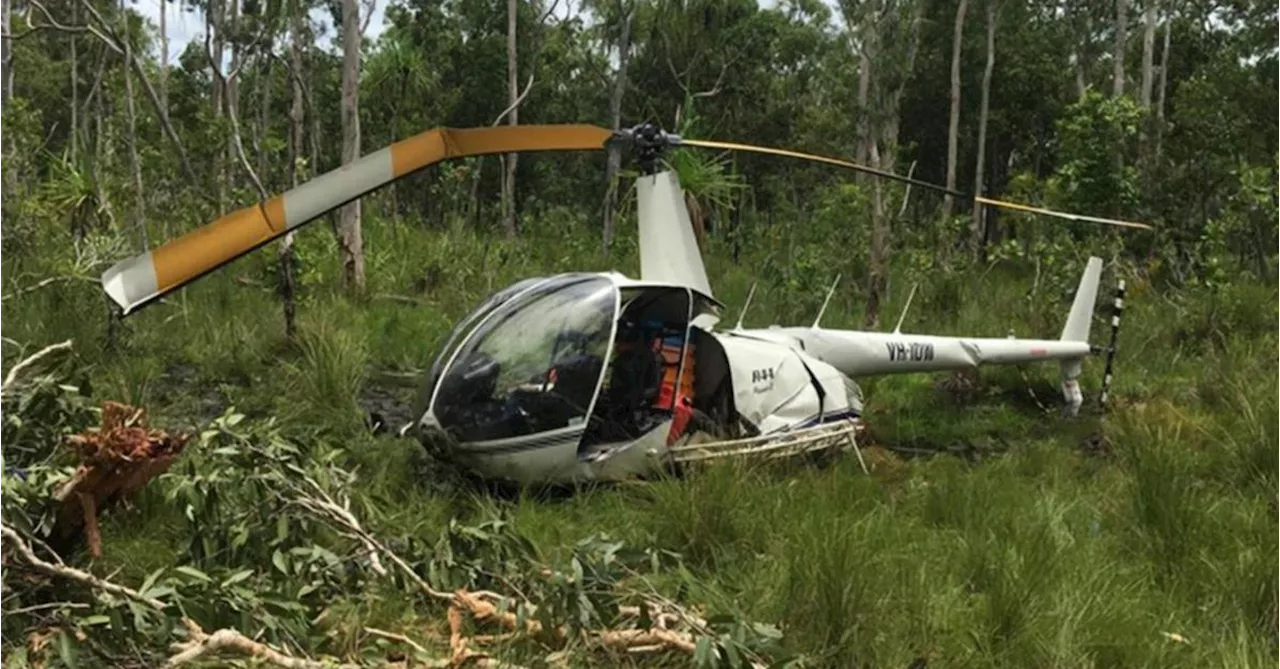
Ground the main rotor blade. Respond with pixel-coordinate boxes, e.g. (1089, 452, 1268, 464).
(678, 138, 968, 199)
(681, 138, 1155, 232)
(101, 124, 612, 314)
(974, 196, 1154, 230)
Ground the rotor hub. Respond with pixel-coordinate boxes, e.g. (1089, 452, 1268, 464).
(609, 123, 682, 175)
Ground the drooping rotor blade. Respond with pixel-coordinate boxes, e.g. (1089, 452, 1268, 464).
(679, 137, 1155, 231)
(677, 138, 968, 199)
(973, 196, 1153, 230)
(101, 124, 613, 314)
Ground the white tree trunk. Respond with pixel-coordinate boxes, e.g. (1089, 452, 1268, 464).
(227, 0, 241, 196)
(122, 0, 146, 250)
(159, 0, 168, 111)
(338, 0, 365, 290)
(1140, 0, 1156, 107)
(1154, 12, 1170, 161)
(601, 1, 633, 251)
(1113, 0, 1128, 96)
(943, 0, 969, 220)
(280, 8, 306, 339)
(1, 0, 11, 108)
(502, 0, 519, 236)
(971, 0, 996, 255)
(854, 16, 872, 173)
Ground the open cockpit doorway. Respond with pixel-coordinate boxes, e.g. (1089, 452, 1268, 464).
(578, 284, 741, 461)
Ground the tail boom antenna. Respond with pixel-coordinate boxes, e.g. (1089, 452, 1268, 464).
(892, 283, 919, 334)
(735, 282, 758, 330)
(812, 274, 841, 329)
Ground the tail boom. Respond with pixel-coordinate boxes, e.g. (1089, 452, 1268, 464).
(742, 329, 1091, 378)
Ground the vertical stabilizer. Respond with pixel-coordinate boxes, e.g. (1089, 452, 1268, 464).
(636, 171, 713, 297)
(1060, 256, 1104, 342)
(1058, 256, 1103, 416)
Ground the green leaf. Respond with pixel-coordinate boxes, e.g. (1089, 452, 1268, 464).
(694, 636, 713, 667)
(175, 566, 212, 582)
(138, 567, 166, 595)
(272, 549, 289, 575)
(55, 629, 78, 668)
(221, 569, 255, 588)
(725, 640, 742, 669)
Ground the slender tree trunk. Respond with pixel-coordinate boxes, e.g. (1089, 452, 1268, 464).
(1, 0, 11, 108)
(1074, 11, 1093, 101)
(601, 1, 633, 252)
(1113, 0, 1127, 96)
(854, 22, 872, 174)
(863, 2, 920, 327)
(121, 0, 146, 249)
(943, 0, 968, 221)
(338, 0, 365, 291)
(71, 0, 78, 160)
(1, 0, 11, 223)
(159, 0, 168, 111)
(92, 58, 106, 235)
(257, 56, 271, 184)
(1140, 0, 1155, 107)
(502, 0, 519, 236)
(227, 0, 241, 197)
(280, 10, 305, 341)
(864, 138, 886, 328)
(210, 0, 226, 213)
(971, 0, 996, 257)
(1154, 12, 1170, 162)
(89, 46, 102, 174)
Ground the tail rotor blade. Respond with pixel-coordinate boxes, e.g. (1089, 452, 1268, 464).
(101, 124, 612, 314)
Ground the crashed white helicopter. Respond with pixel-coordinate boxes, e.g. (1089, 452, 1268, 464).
(99, 123, 1147, 485)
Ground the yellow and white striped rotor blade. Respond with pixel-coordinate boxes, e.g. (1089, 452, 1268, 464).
(101, 124, 613, 314)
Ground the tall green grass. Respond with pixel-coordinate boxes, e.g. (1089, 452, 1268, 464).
(3, 206, 1276, 667)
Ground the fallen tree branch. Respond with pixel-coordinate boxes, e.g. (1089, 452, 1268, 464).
(1, 276, 100, 302)
(288, 477, 388, 577)
(169, 618, 527, 668)
(166, 618, 356, 668)
(0, 524, 167, 611)
(1, 339, 73, 394)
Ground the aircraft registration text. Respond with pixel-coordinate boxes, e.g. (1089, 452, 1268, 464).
(885, 341, 934, 362)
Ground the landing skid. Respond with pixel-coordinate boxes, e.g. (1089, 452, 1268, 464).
(662, 418, 868, 474)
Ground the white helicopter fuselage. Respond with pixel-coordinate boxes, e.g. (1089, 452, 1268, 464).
(414, 169, 1105, 485)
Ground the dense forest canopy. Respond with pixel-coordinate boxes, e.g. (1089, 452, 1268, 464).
(2, 0, 1276, 290)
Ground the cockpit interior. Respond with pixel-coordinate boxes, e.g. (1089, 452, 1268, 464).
(421, 274, 742, 459)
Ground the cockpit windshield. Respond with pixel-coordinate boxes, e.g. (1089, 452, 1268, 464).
(430, 275, 617, 443)
(415, 276, 547, 417)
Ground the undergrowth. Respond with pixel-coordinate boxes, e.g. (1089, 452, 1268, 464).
(1, 208, 1276, 668)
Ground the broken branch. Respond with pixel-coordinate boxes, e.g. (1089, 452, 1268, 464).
(1, 339, 72, 394)
(0, 524, 167, 611)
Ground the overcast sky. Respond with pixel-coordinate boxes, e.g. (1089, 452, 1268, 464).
(131, 0, 801, 67)
(132, 0, 393, 66)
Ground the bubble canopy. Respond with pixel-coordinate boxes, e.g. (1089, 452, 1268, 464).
(427, 274, 620, 444)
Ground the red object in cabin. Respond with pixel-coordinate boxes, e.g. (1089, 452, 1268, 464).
(667, 396, 694, 445)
